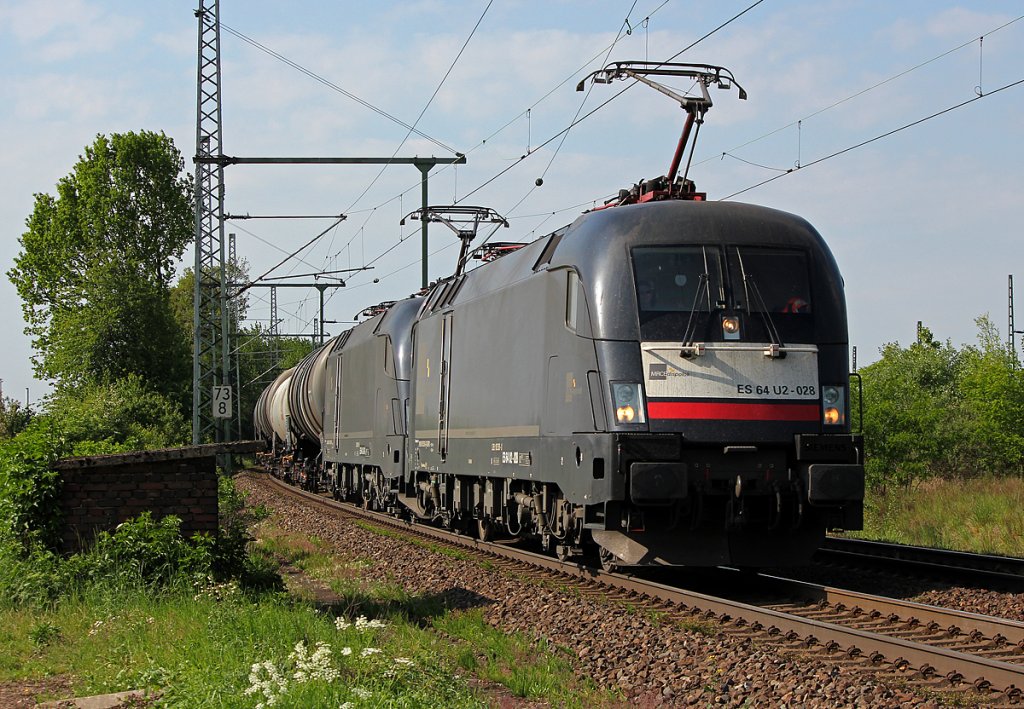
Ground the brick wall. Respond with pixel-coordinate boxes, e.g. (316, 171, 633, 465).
(55, 442, 262, 554)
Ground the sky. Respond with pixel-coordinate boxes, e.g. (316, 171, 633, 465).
(1, 0, 1022, 407)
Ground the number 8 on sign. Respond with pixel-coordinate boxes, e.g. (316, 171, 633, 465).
(212, 386, 233, 419)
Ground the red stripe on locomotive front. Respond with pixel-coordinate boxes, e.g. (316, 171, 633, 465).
(648, 401, 820, 422)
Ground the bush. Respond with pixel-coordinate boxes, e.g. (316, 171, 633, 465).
(46, 375, 189, 453)
(0, 420, 274, 606)
(0, 397, 34, 439)
(0, 423, 66, 549)
(859, 318, 1024, 491)
(60, 512, 215, 592)
(215, 474, 277, 588)
(0, 521, 63, 607)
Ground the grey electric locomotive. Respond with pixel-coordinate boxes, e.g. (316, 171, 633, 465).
(402, 199, 862, 568)
(254, 61, 864, 569)
(320, 297, 422, 507)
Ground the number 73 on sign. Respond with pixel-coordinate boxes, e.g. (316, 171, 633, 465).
(212, 386, 233, 419)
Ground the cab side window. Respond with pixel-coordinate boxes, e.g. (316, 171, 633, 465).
(566, 270, 580, 331)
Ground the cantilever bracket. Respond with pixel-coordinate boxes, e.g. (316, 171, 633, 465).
(401, 206, 508, 279)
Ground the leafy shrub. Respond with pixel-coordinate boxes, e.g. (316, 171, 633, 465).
(215, 475, 278, 589)
(60, 512, 214, 591)
(0, 422, 66, 548)
(0, 422, 276, 606)
(0, 397, 34, 439)
(46, 374, 189, 453)
(859, 318, 1024, 491)
(28, 619, 62, 646)
(0, 520, 63, 607)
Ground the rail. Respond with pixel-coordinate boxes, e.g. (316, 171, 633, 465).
(258, 472, 1024, 701)
(819, 537, 1024, 587)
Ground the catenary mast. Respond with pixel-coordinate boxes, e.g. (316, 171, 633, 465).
(192, 0, 231, 443)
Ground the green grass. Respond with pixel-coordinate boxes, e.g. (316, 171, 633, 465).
(434, 608, 615, 706)
(352, 520, 472, 561)
(259, 525, 618, 705)
(0, 518, 622, 707)
(852, 476, 1024, 556)
(0, 578, 485, 707)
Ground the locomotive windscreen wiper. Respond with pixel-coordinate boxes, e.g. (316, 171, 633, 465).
(736, 250, 786, 358)
(678, 275, 710, 358)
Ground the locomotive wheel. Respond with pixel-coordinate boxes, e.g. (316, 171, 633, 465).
(477, 518, 492, 542)
(598, 547, 621, 573)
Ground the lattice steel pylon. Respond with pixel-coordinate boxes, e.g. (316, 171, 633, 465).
(192, 0, 231, 444)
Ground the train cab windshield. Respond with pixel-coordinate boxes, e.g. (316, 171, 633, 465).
(633, 245, 814, 342)
(633, 246, 724, 313)
(734, 248, 811, 314)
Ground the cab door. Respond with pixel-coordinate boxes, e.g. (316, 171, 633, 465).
(438, 312, 454, 461)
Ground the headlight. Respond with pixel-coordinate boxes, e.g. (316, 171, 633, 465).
(722, 315, 740, 340)
(822, 386, 845, 425)
(611, 382, 646, 424)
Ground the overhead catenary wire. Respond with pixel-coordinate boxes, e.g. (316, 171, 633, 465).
(259, 0, 680, 309)
(338, 0, 659, 280)
(220, 22, 458, 155)
(245, 2, 1021, 329)
(721, 75, 1024, 201)
(693, 14, 1024, 170)
(455, 0, 769, 261)
(323, 1, 494, 272)
(232, 216, 346, 298)
(313, 0, 681, 282)
(315, 0, 768, 310)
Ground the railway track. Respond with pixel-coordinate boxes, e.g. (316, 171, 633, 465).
(258, 472, 1023, 704)
(818, 537, 1024, 588)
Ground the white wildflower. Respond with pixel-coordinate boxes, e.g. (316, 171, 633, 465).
(352, 687, 372, 699)
(334, 617, 351, 631)
(340, 646, 353, 656)
(193, 579, 240, 602)
(289, 640, 339, 684)
(354, 615, 388, 630)
(244, 660, 288, 708)
(393, 657, 414, 666)
(340, 703, 354, 709)
(360, 647, 382, 657)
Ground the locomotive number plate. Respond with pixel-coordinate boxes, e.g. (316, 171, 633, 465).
(641, 343, 819, 400)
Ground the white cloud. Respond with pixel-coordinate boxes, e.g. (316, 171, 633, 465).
(0, 0, 140, 61)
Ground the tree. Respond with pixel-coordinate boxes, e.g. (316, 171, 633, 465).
(957, 316, 1024, 476)
(234, 325, 314, 438)
(858, 325, 965, 490)
(0, 398, 33, 440)
(7, 131, 193, 401)
(859, 318, 1024, 491)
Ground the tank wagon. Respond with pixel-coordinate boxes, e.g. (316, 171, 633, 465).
(253, 332, 346, 486)
(253, 62, 864, 568)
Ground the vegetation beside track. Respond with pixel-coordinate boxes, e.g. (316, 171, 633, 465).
(854, 475, 1024, 557)
(857, 318, 1024, 489)
(0, 468, 611, 707)
(851, 318, 1024, 557)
